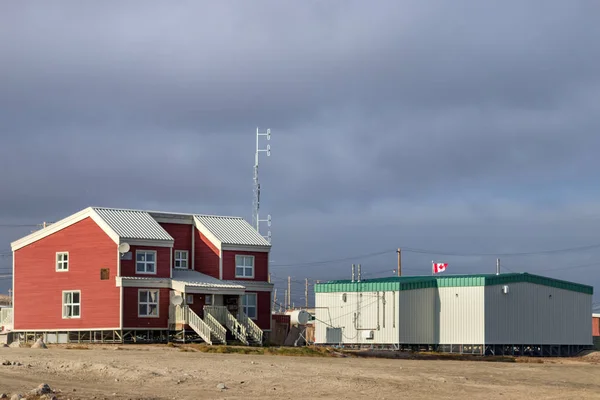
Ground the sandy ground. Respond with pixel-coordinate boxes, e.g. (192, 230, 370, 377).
(1, 345, 600, 400)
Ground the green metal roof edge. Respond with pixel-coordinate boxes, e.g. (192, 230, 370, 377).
(314, 273, 593, 295)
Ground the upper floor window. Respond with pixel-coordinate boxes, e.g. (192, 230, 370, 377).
(62, 290, 80, 318)
(136, 250, 156, 274)
(235, 255, 254, 278)
(174, 250, 188, 269)
(56, 252, 69, 271)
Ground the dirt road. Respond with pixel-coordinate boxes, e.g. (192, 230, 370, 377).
(1, 345, 600, 399)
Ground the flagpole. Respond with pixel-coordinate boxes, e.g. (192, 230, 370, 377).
(431, 260, 434, 276)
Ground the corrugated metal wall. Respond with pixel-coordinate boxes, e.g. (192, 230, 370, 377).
(398, 288, 436, 344)
(315, 291, 399, 344)
(485, 282, 592, 345)
(437, 286, 485, 345)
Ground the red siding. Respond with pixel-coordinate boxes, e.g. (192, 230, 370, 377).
(253, 291, 272, 330)
(13, 217, 120, 330)
(160, 223, 192, 269)
(272, 314, 290, 325)
(222, 250, 269, 281)
(593, 317, 600, 337)
(194, 228, 220, 278)
(120, 246, 171, 278)
(186, 293, 207, 318)
(122, 287, 170, 328)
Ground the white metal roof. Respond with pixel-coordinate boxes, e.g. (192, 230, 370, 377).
(93, 207, 174, 242)
(194, 215, 271, 247)
(172, 269, 246, 289)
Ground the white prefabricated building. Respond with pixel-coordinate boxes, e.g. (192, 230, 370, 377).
(314, 273, 592, 356)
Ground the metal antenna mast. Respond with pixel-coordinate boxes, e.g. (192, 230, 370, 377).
(253, 127, 272, 242)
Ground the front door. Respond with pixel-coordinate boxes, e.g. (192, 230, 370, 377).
(223, 295, 239, 316)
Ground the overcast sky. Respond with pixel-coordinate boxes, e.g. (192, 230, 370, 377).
(1, 1, 600, 306)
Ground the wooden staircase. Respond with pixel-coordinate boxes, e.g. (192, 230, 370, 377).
(171, 305, 226, 345)
(204, 306, 263, 346)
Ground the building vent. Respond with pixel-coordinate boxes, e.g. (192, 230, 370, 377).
(502, 285, 509, 294)
(362, 330, 374, 340)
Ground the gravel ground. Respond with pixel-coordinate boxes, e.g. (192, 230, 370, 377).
(1, 345, 600, 399)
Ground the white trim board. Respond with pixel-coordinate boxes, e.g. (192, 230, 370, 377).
(222, 245, 270, 253)
(193, 217, 222, 251)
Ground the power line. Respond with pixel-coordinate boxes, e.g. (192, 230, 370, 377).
(270, 249, 394, 268)
(270, 243, 600, 269)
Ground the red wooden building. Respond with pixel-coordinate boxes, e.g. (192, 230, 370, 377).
(10, 207, 273, 345)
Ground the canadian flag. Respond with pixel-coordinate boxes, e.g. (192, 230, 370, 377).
(433, 262, 448, 274)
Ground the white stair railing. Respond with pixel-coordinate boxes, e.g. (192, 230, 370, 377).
(204, 306, 248, 345)
(186, 306, 213, 345)
(205, 313, 227, 344)
(238, 310, 263, 345)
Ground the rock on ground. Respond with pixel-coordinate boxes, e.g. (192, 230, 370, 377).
(31, 339, 48, 349)
(30, 383, 52, 396)
(10, 394, 21, 400)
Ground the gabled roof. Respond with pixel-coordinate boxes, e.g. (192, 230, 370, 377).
(194, 215, 271, 247)
(10, 206, 269, 252)
(315, 273, 593, 295)
(92, 207, 173, 242)
(11, 207, 174, 251)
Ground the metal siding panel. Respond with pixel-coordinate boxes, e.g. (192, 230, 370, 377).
(438, 287, 484, 345)
(485, 282, 592, 345)
(314, 291, 398, 345)
(398, 288, 436, 344)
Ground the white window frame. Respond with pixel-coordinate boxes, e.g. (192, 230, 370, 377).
(235, 255, 255, 278)
(174, 250, 189, 269)
(241, 293, 257, 320)
(138, 289, 160, 318)
(62, 290, 81, 319)
(186, 294, 194, 304)
(56, 251, 69, 272)
(136, 250, 157, 275)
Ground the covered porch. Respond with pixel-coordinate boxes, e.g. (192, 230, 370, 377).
(169, 270, 265, 346)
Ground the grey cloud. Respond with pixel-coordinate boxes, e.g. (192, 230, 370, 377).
(1, 1, 600, 301)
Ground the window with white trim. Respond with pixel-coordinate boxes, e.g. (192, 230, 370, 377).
(241, 293, 257, 319)
(186, 294, 194, 304)
(136, 250, 156, 274)
(235, 255, 254, 278)
(174, 250, 188, 269)
(62, 291, 80, 318)
(56, 252, 69, 271)
(138, 290, 159, 317)
(205, 294, 213, 305)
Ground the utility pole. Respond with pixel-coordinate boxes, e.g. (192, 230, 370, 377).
(287, 276, 291, 310)
(253, 127, 272, 243)
(305, 278, 309, 308)
(397, 248, 402, 277)
(273, 288, 277, 312)
(268, 273, 271, 283)
(284, 290, 288, 310)
(496, 258, 500, 275)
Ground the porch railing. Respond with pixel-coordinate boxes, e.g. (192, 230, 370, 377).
(238, 310, 263, 345)
(186, 307, 213, 346)
(204, 306, 248, 345)
(205, 313, 227, 344)
(172, 305, 213, 345)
